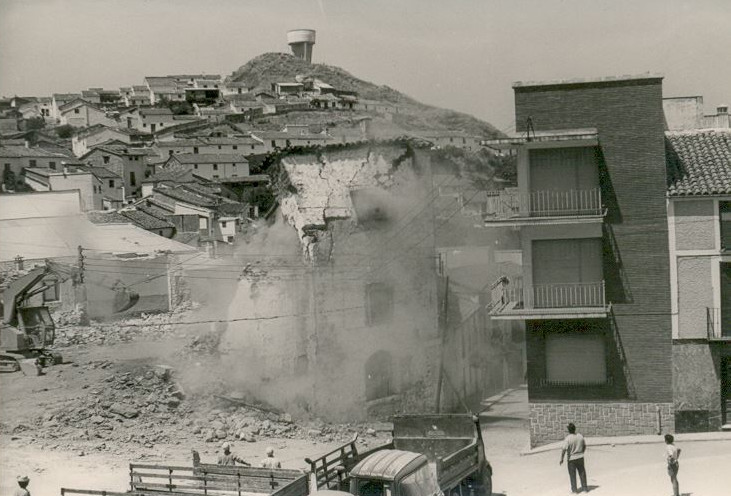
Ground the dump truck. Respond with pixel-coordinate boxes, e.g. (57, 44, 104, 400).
(305, 414, 492, 496)
(61, 460, 312, 496)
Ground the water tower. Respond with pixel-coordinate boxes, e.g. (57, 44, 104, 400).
(287, 29, 316, 63)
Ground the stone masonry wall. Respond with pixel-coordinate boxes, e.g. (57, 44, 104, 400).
(529, 402, 674, 447)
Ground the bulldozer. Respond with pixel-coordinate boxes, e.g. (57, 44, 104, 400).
(0, 260, 140, 373)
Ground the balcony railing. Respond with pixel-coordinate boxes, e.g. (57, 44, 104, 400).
(484, 188, 603, 222)
(490, 278, 608, 318)
(707, 307, 731, 340)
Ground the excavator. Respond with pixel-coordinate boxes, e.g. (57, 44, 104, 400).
(0, 260, 140, 373)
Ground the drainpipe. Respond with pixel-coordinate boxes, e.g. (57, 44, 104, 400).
(656, 405, 662, 435)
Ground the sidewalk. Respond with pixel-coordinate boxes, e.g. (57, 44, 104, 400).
(523, 430, 731, 455)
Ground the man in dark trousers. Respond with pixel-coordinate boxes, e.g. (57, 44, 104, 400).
(559, 423, 588, 493)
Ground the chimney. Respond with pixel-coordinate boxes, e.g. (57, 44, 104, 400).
(14, 255, 24, 271)
(718, 104, 729, 115)
(24, 139, 30, 148)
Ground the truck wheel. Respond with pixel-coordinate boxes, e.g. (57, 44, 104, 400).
(481, 472, 492, 496)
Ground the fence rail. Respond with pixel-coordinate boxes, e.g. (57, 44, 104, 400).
(492, 279, 606, 311)
(484, 188, 603, 220)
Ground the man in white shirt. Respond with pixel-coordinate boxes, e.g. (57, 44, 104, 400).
(664, 434, 682, 496)
(559, 423, 588, 493)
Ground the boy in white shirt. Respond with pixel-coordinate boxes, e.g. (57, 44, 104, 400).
(664, 434, 682, 496)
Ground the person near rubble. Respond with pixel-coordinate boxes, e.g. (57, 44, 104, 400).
(15, 476, 31, 496)
(259, 446, 282, 469)
(217, 442, 250, 466)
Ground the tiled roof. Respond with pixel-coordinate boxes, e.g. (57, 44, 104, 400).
(140, 108, 174, 116)
(171, 153, 249, 164)
(0, 145, 70, 159)
(666, 129, 731, 196)
(87, 210, 130, 224)
(157, 186, 218, 208)
(87, 166, 121, 179)
(119, 209, 174, 230)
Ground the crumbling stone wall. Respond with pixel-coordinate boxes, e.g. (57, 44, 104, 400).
(673, 343, 723, 432)
(220, 143, 442, 421)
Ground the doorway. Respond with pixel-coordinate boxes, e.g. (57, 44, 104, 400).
(722, 355, 731, 426)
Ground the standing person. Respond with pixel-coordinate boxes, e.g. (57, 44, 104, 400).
(559, 423, 588, 493)
(259, 446, 282, 469)
(664, 434, 682, 496)
(217, 442, 250, 466)
(15, 476, 31, 496)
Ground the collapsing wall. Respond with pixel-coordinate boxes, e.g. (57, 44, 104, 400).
(219, 143, 443, 421)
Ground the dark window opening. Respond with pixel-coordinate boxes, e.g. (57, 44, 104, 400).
(29, 160, 36, 167)
(103, 155, 110, 164)
(721, 202, 731, 251)
(365, 350, 393, 401)
(213, 164, 218, 171)
(49, 161, 56, 170)
(129, 171, 136, 187)
(108, 180, 114, 187)
(365, 282, 394, 326)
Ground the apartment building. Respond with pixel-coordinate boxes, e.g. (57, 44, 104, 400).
(666, 128, 731, 431)
(485, 74, 672, 446)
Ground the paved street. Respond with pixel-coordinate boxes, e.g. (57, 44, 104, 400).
(480, 387, 731, 496)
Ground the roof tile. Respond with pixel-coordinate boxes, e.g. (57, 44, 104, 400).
(666, 129, 731, 196)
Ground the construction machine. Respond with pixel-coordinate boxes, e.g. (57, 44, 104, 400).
(0, 261, 140, 373)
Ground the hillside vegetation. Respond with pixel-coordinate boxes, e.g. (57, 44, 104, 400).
(228, 53, 502, 138)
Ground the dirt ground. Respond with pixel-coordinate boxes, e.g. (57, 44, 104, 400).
(0, 322, 387, 496)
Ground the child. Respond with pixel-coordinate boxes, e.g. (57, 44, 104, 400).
(664, 434, 682, 496)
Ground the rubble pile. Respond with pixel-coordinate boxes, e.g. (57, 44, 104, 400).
(177, 331, 222, 357)
(54, 312, 191, 348)
(21, 364, 191, 450)
(2, 362, 392, 454)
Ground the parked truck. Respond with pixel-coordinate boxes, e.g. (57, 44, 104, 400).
(305, 414, 492, 496)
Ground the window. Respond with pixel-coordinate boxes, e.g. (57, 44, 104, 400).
(169, 150, 174, 156)
(159, 123, 163, 127)
(129, 171, 136, 187)
(232, 163, 236, 167)
(365, 282, 394, 326)
(74, 108, 80, 114)
(213, 164, 218, 171)
(194, 164, 198, 169)
(143, 123, 147, 127)
(232, 145, 238, 150)
(221, 221, 227, 228)
(285, 139, 291, 147)
(103, 155, 110, 164)
(108, 179, 114, 188)
(4, 163, 10, 171)
(42, 280, 60, 302)
(29, 159, 36, 167)
(271, 140, 276, 148)
(218, 145, 222, 150)
(251, 145, 255, 150)
(721, 202, 731, 250)
(365, 350, 393, 400)
(49, 161, 56, 170)
(213, 174, 219, 179)
(545, 334, 607, 385)
(193, 147, 199, 154)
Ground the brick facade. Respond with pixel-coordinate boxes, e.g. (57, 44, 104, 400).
(530, 402, 673, 447)
(514, 77, 673, 445)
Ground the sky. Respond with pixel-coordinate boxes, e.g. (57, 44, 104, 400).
(0, 0, 729, 132)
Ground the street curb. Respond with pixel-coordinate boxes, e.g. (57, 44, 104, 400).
(520, 432, 731, 456)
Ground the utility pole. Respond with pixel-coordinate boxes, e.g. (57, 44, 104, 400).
(77, 245, 85, 283)
(435, 275, 449, 413)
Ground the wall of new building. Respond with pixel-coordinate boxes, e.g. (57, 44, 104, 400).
(669, 197, 728, 432)
(514, 77, 673, 445)
(188, 161, 249, 180)
(60, 105, 115, 127)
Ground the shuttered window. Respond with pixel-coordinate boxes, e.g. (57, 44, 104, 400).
(545, 334, 606, 385)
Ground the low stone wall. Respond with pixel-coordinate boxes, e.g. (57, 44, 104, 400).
(529, 402, 674, 447)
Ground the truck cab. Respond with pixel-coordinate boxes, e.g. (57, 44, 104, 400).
(348, 450, 441, 496)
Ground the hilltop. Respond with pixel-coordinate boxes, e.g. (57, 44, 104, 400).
(227, 53, 502, 138)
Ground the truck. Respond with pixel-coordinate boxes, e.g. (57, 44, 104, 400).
(61, 460, 311, 496)
(305, 414, 492, 496)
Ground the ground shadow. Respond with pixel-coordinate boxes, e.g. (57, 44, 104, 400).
(584, 485, 600, 493)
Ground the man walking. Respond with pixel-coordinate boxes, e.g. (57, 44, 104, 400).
(559, 423, 588, 493)
(664, 434, 682, 496)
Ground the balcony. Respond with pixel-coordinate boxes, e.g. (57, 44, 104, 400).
(490, 278, 610, 320)
(483, 188, 605, 227)
(707, 307, 731, 341)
